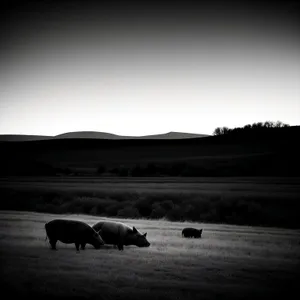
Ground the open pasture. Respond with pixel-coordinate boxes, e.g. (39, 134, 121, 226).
(0, 211, 299, 300)
(1, 176, 299, 195)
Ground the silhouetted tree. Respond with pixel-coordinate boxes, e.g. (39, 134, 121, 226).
(264, 121, 274, 128)
(213, 120, 290, 135)
(251, 122, 263, 129)
(213, 127, 222, 136)
(275, 121, 289, 128)
(243, 124, 252, 130)
(213, 126, 230, 135)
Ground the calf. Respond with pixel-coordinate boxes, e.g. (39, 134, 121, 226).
(182, 227, 203, 238)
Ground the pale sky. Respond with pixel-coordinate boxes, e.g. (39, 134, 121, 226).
(0, 1, 299, 136)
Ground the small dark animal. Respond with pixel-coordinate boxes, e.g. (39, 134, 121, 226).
(182, 227, 203, 238)
(92, 221, 150, 251)
(45, 219, 105, 251)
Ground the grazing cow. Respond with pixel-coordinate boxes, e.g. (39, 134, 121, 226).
(92, 221, 150, 251)
(45, 219, 104, 251)
(182, 227, 203, 238)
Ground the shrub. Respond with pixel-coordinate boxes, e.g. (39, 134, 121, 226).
(160, 200, 174, 211)
(183, 204, 198, 221)
(150, 203, 166, 219)
(166, 205, 183, 221)
(135, 198, 153, 217)
(117, 207, 140, 218)
(105, 203, 125, 216)
(110, 192, 139, 202)
(51, 196, 64, 206)
(93, 200, 116, 215)
(168, 162, 187, 176)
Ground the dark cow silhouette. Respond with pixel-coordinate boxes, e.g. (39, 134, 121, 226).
(45, 219, 104, 251)
(182, 227, 203, 238)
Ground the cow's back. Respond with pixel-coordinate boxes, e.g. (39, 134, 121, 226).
(46, 219, 91, 242)
(92, 221, 130, 245)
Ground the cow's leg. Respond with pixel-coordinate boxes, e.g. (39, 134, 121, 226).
(75, 243, 80, 252)
(117, 229, 124, 251)
(49, 239, 57, 250)
(81, 243, 86, 250)
(117, 243, 124, 251)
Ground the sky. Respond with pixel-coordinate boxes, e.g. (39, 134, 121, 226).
(0, 1, 299, 136)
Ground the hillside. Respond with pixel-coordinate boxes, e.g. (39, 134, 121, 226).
(0, 131, 209, 142)
(54, 131, 127, 140)
(0, 126, 299, 176)
(0, 134, 52, 142)
(135, 131, 209, 139)
(54, 131, 209, 140)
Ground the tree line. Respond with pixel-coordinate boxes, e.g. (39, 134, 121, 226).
(213, 120, 290, 136)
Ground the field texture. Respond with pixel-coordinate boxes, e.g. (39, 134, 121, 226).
(1, 176, 299, 228)
(0, 211, 299, 300)
(1, 176, 300, 194)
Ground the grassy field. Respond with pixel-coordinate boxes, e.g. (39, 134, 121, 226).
(1, 176, 300, 193)
(1, 176, 299, 228)
(0, 211, 299, 300)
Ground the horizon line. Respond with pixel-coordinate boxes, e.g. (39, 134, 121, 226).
(0, 130, 212, 137)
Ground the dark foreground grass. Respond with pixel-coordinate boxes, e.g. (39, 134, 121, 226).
(0, 211, 299, 300)
(0, 176, 300, 229)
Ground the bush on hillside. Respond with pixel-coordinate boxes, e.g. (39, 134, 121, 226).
(117, 207, 140, 218)
(150, 203, 167, 219)
(165, 205, 183, 221)
(135, 198, 153, 217)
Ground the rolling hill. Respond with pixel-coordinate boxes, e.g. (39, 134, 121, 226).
(0, 134, 52, 142)
(0, 126, 299, 176)
(54, 131, 209, 140)
(0, 131, 209, 142)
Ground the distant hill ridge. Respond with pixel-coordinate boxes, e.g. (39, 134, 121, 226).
(1, 125, 299, 177)
(0, 131, 209, 142)
(0, 135, 52, 142)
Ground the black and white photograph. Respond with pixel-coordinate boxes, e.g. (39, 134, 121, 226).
(0, 1, 299, 299)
